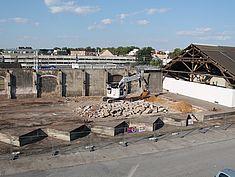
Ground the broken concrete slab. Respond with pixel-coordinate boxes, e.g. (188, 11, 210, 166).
(75, 100, 168, 119)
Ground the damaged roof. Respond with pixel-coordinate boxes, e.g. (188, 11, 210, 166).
(194, 44, 235, 76)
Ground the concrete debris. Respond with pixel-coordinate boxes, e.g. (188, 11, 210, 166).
(75, 100, 168, 119)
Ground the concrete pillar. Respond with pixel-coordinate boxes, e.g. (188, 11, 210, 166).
(82, 70, 86, 96)
(32, 70, 37, 98)
(58, 70, 63, 97)
(6, 70, 12, 99)
(104, 69, 108, 96)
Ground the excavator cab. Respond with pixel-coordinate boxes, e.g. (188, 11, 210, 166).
(106, 83, 127, 99)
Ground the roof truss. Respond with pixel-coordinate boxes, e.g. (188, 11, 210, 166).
(163, 44, 235, 88)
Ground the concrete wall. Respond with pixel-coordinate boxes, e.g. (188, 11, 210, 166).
(233, 91, 235, 106)
(163, 77, 235, 107)
(62, 70, 83, 97)
(0, 132, 20, 146)
(11, 69, 37, 98)
(0, 68, 163, 98)
(0, 70, 10, 99)
(37, 70, 61, 98)
(91, 126, 115, 136)
(147, 71, 163, 94)
(46, 128, 70, 141)
(85, 69, 107, 96)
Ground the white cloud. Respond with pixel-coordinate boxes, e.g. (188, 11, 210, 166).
(88, 23, 99, 31)
(44, 0, 59, 6)
(0, 17, 39, 26)
(118, 13, 129, 20)
(200, 34, 232, 41)
(136, 20, 149, 25)
(212, 35, 231, 40)
(117, 11, 142, 20)
(88, 18, 113, 31)
(44, 0, 100, 15)
(117, 13, 130, 24)
(176, 27, 212, 36)
(117, 8, 170, 24)
(176, 27, 232, 41)
(10, 17, 29, 24)
(146, 8, 170, 15)
(0, 19, 7, 23)
(101, 18, 112, 25)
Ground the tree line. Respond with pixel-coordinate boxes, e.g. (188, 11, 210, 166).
(55, 46, 182, 67)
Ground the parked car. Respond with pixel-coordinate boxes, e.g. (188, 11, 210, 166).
(215, 169, 235, 177)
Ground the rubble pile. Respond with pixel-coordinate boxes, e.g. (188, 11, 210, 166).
(75, 100, 168, 119)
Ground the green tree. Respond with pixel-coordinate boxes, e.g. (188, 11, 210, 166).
(169, 48, 182, 58)
(85, 46, 92, 52)
(136, 47, 154, 65)
(53, 47, 61, 50)
(62, 47, 71, 55)
(96, 47, 102, 54)
(150, 58, 163, 67)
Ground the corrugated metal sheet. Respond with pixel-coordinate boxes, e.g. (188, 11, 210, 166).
(195, 44, 235, 76)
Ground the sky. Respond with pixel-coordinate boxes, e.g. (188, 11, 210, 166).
(0, 0, 235, 51)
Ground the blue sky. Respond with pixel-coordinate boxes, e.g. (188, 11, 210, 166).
(0, 0, 234, 51)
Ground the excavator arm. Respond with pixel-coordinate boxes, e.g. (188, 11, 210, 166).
(118, 72, 141, 88)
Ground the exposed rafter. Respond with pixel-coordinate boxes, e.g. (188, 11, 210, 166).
(163, 44, 235, 88)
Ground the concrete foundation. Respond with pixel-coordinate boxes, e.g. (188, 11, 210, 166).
(163, 113, 192, 126)
(194, 110, 235, 121)
(129, 116, 164, 132)
(0, 128, 47, 147)
(91, 121, 129, 136)
(46, 123, 91, 141)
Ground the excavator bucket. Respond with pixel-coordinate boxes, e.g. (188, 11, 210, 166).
(139, 89, 150, 100)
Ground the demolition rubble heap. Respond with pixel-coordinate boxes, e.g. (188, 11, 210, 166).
(75, 100, 168, 119)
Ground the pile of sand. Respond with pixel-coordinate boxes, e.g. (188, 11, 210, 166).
(171, 101, 193, 113)
(145, 95, 194, 113)
(145, 95, 166, 104)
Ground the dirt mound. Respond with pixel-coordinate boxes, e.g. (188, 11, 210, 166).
(171, 101, 193, 113)
(145, 95, 166, 104)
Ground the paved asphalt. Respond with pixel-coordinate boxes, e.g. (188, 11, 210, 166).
(4, 138, 235, 177)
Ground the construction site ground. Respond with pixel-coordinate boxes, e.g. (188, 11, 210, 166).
(1, 117, 235, 176)
(0, 92, 235, 175)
